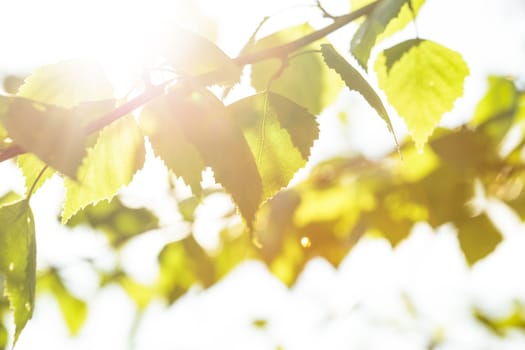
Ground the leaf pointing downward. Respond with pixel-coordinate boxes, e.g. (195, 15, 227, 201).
(321, 44, 397, 144)
(0, 200, 36, 344)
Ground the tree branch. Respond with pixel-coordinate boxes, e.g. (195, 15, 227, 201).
(0, 0, 378, 164)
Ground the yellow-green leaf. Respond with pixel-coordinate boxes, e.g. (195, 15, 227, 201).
(14, 58, 114, 193)
(321, 43, 396, 143)
(165, 89, 263, 226)
(471, 76, 517, 132)
(158, 236, 215, 303)
(249, 23, 343, 115)
(139, 94, 206, 195)
(351, 0, 417, 69)
(456, 214, 502, 265)
(0, 200, 36, 343)
(66, 197, 159, 247)
(159, 26, 240, 84)
(375, 39, 469, 151)
(62, 116, 145, 223)
(38, 270, 87, 336)
(227, 92, 318, 199)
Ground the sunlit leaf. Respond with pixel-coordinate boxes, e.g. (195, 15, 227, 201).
(159, 26, 241, 84)
(0, 200, 36, 343)
(375, 39, 469, 150)
(227, 92, 318, 198)
(321, 43, 396, 143)
(0, 97, 88, 178)
(66, 197, 159, 247)
(164, 89, 263, 226)
(456, 214, 502, 265)
(13, 58, 114, 192)
(474, 302, 525, 337)
(17, 58, 113, 107)
(139, 94, 206, 195)
(249, 23, 343, 115)
(38, 269, 87, 336)
(158, 235, 215, 303)
(351, 0, 422, 69)
(62, 116, 145, 223)
(471, 76, 518, 141)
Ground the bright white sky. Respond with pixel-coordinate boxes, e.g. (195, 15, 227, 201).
(2, 0, 525, 349)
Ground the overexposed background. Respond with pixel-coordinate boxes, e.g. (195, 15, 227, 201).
(1, 0, 525, 348)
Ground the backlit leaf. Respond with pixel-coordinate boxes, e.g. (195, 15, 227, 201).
(249, 23, 343, 114)
(159, 26, 240, 84)
(321, 44, 396, 142)
(139, 94, 206, 195)
(0, 200, 36, 343)
(158, 235, 215, 303)
(0, 97, 88, 178)
(351, 0, 408, 69)
(456, 214, 502, 265)
(14, 58, 113, 192)
(66, 197, 159, 247)
(62, 116, 145, 223)
(227, 92, 318, 198)
(38, 269, 87, 336)
(375, 39, 469, 151)
(165, 89, 263, 226)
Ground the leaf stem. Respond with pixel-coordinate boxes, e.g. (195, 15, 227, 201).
(26, 165, 48, 202)
(0, 0, 379, 164)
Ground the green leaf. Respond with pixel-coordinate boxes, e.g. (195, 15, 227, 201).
(320, 44, 397, 143)
(159, 26, 241, 84)
(163, 89, 263, 226)
(13, 58, 114, 192)
(227, 92, 318, 199)
(62, 116, 145, 223)
(249, 23, 343, 115)
(375, 39, 469, 151)
(0, 200, 36, 343)
(17, 58, 113, 107)
(38, 269, 87, 336)
(66, 197, 159, 247)
(139, 94, 206, 195)
(351, 0, 409, 69)
(0, 97, 88, 178)
(2, 75, 25, 95)
(158, 235, 215, 303)
(456, 214, 502, 265)
(471, 76, 518, 128)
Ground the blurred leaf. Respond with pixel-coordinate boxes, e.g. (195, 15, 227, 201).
(472, 76, 518, 126)
(158, 235, 215, 303)
(0, 200, 36, 343)
(321, 43, 396, 143)
(101, 272, 154, 310)
(139, 94, 205, 195)
(252, 318, 268, 329)
(471, 76, 518, 142)
(66, 197, 159, 247)
(62, 116, 145, 223)
(375, 39, 469, 151)
(38, 269, 87, 336)
(178, 196, 201, 222)
(228, 92, 318, 198)
(249, 23, 343, 114)
(163, 89, 263, 227)
(456, 213, 502, 265)
(2, 75, 25, 95)
(160, 26, 240, 84)
(351, 0, 416, 69)
(475, 302, 525, 337)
